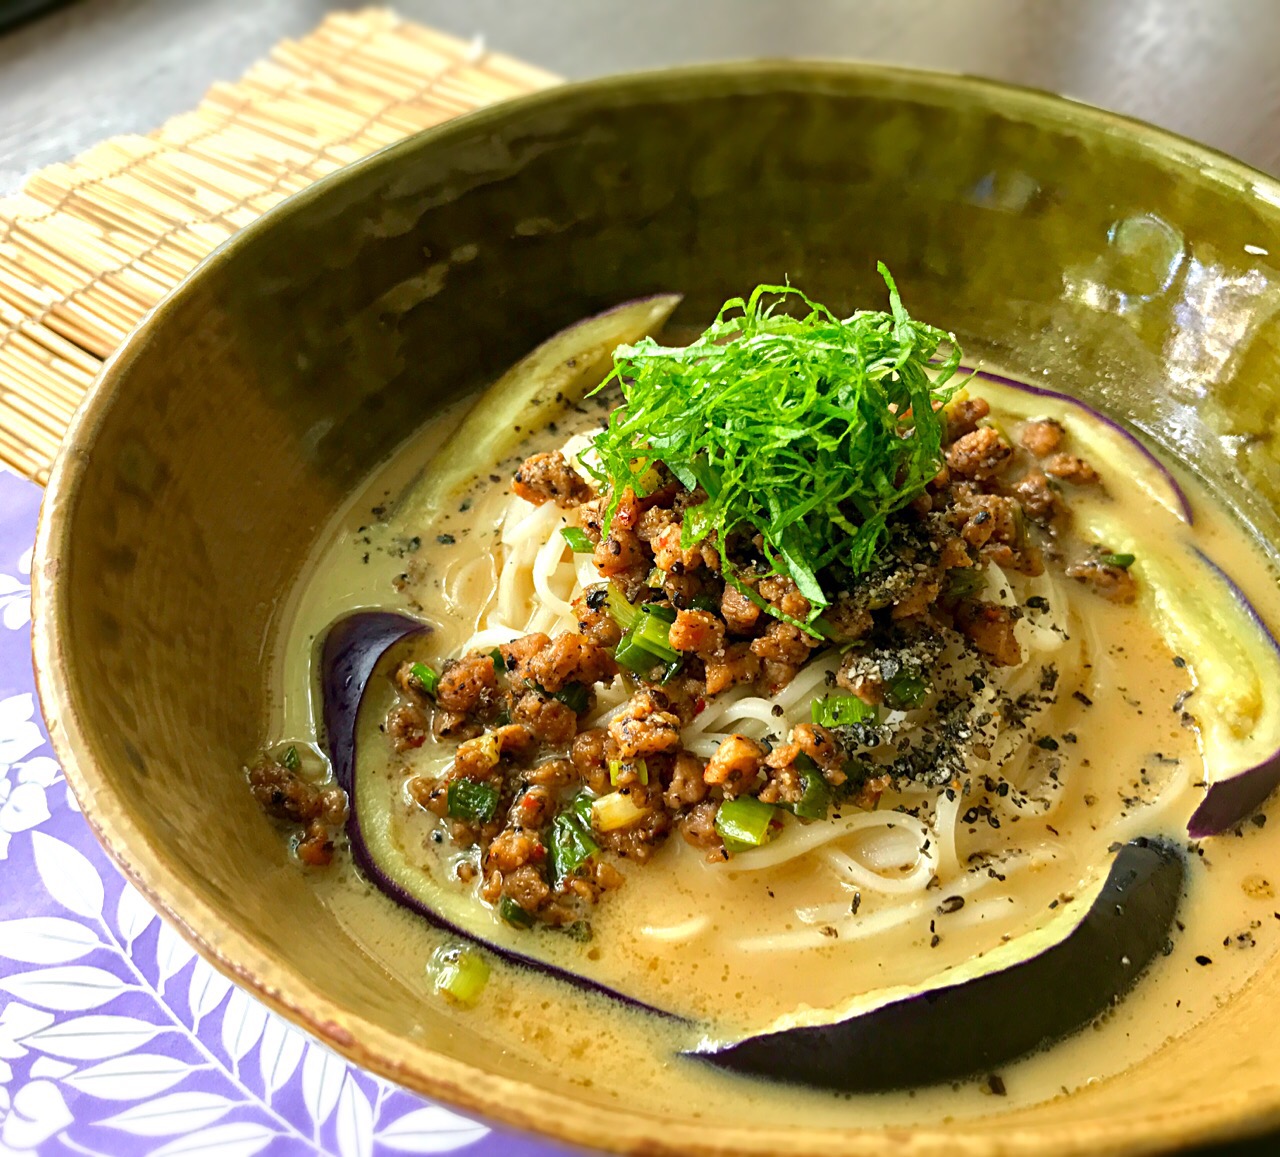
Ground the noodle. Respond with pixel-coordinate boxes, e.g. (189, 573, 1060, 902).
(449, 427, 1193, 971)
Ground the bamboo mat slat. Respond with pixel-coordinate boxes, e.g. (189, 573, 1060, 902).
(0, 7, 557, 485)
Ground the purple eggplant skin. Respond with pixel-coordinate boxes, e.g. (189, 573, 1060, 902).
(319, 611, 681, 1018)
(686, 838, 1183, 1093)
(955, 367, 1195, 524)
(321, 611, 430, 795)
(1186, 549, 1280, 838)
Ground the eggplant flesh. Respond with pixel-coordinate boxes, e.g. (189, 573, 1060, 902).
(389, 293, 681, 534)
(1184, 549, 1280, 837)
(1076, 503, 1280, 837)
(686, 839, 1183, 1092)
(975, 369, 1280, 836)
(325, 617, 1185, 1085)
(320, 611, 679, 1016)
(964, 370, 1193, 524)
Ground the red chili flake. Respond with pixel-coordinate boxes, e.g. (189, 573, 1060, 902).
(693, 698, 707, 716)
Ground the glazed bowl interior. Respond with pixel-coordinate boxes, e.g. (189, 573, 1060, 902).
(33, 63, 1280, 1156)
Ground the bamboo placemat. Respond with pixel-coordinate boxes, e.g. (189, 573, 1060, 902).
(0, 7, 557, 485)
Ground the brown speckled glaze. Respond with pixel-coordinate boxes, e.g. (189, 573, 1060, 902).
(30, 63, 1280, 1155)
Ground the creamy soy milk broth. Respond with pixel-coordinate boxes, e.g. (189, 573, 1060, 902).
(261, 367, 1280, 1128)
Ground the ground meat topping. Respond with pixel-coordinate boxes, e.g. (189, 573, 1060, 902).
(387, 703, 429, 752)
(1066, 557, 1138, 603)
(1043, 452, 1100, 486)
(946, 427, 1013, 481)
(955, 600, 1023, 668)
(668, 609, 726, 660)
(1020, 418, 1064, 457)
(434, 654, 497, 714)
(704, 734, 767, 793)
(513, 692, 579, 744)
(512, 450, 594, 507)
(254, 363, 1138, 931)
(944, 395, 991, 440)
(525, 633, 618, 693)
(609, 690, 683, 758)
(248, 757, 347, 868)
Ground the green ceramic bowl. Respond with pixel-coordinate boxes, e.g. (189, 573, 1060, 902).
(32, 63, 1280, 1156)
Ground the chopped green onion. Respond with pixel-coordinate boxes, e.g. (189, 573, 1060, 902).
(410, 662, 440, 697)
(606, 583, 639, 632)
(428, 944, 490, 1006)
(567, 789, 596, 828)
(446, 779, 499, 824)
(592, 790, 650, 831)
(883, 670, 929, 710)
(553, 681, 590, 715)
(715, 796, 783, 854)
(660, 657, 685, 684)
(613, 633, 662, 675)
(613, 604, 681, 675)
(1101, 552, 1135, 569)
(646, 566, 666, 589)
(690, 593, 720, 614)
(498, 896, 535, 929)
(789, 765, 831, 821)
(560, 526, 594, 553)
(547, 809, 599, 886)
(943, 566, 985, 600)
(608, 757, 649, 786)
(811, 694, 877, 728)
(281, 745, 301, 772)
(489, 647, 506, 672)
(631, 606, 680, 661)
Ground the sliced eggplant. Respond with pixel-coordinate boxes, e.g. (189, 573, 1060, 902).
(686, 838, 1183, 1092)
(1183, 549, 1280, 837)
(389, 294, 681, 533)
(1073, 498, 1280, 837)
(319, 611, 678, 1015)
(964, 369, 1193, 524)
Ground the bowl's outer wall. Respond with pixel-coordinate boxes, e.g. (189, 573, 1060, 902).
(37, 64, 1280, 1154)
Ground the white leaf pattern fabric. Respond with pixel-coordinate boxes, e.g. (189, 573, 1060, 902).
(20, 1014, 163, 1061)
(258, 1015, 307, 1095)
(148, 1121, 277, 1157)
(377, 1106, 491, 1153)
(302, 1044, 348, 1128)
(62, 1054, 193, 1100)
(0, 918, 99, 965)
(186, 960, 233, 1023)
(337, 1075, 375, 1157)
(0, 470, 536, 1156)
(99, 1090, 237, 1136)
(31, 833, 104, 919)
(0, 966, 131, 1012)
(221, 989, 269, 1065)
(1, 1079, 71, 1150)
(116, 884, 159, 946)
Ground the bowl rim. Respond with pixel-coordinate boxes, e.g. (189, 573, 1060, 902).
(30, 58, 1280, 1156)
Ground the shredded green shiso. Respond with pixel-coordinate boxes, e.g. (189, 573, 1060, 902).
(587, 265, 962, 630)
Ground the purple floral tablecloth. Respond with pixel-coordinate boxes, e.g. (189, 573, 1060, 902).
(0, 467, 571, 1157)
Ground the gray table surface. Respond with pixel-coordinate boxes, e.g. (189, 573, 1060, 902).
(2, 2, 1279, 1154)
